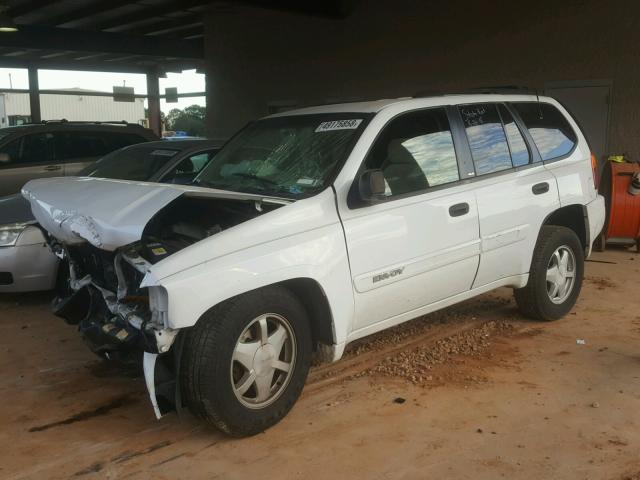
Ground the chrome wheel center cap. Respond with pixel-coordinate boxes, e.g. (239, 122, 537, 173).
(253, 345, 276, 377)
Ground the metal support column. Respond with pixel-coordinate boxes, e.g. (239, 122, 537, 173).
(146, 69, 161, 136)
(27, 65, 41, 123)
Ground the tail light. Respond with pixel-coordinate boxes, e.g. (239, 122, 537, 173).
(591, 153, 599, 190)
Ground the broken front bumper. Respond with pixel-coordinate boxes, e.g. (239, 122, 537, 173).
(53, 282, 177, 355)
(53, 248, 182, 419)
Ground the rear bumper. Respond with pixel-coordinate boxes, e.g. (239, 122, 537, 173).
(0, 234, 59, 293)
(586, 194, 606, 257)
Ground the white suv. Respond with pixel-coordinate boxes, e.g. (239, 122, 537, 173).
(23, 94, 605, 436)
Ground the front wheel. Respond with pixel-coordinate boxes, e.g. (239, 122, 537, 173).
(181, 286, 312, 437)
(514, 226, 584, 321)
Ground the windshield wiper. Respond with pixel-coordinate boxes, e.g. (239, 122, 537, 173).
(194, 178, 228, 189)
(195, 176, 295, 198)
(230, 172, 279, 185)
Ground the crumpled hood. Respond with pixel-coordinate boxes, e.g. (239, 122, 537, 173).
(22, 177, 185, 250)
(22, 177, 280, 251)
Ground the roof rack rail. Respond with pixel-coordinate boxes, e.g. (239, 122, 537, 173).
(413, 85, 539, 98)
(37, 119, 144, 127)
(412, 89, 446, 98)
(465, 85, 538, 95)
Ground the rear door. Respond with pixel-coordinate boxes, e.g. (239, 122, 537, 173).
(55, 130, 105, 175)
(453, 103, 560, 287)
(337, 107, 481, 332)
(0, 132, 59, 196)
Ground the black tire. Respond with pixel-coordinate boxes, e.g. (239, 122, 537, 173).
(181, 285, 312, 437)
(514, 226, 584, 321)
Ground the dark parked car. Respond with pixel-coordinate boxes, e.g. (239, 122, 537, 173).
(0, 139, 220, 292)
(0, 120, 158, 196)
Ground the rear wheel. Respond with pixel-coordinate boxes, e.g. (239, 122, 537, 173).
(514, 226, 584, 321)
(181, 286, 312, 437)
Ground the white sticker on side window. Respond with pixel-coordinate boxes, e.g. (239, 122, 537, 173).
(315, 119, 363, 132)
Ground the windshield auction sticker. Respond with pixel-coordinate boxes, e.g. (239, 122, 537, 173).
(315, 119, 363, 132)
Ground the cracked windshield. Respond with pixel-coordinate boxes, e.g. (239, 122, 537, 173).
(195, 115, 368, 197)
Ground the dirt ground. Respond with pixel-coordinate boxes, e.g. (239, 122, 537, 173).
(1, 248, 639, 480)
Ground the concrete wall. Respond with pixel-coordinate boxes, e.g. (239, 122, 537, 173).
(205, 0, 638, 159)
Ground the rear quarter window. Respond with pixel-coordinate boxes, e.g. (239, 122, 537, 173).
(56, 131, 150, 161)
(512, 103, 577, 161)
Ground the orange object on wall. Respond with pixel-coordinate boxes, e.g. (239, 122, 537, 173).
(601, 161, 640, 242)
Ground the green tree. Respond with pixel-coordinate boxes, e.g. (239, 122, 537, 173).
(182, 104, 206, 121)
(165, 108, 183, 129)
(165, 105, 207, 137)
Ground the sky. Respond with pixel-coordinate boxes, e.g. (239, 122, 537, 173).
(0, 68, 206, 113)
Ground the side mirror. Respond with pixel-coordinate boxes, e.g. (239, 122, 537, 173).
(358, 169, 386, 202)
(0, 153, 9, 164)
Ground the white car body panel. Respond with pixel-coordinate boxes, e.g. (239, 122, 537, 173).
(542, 99, 599, 207)
(145, 189, 356, 347)
(471, 164, 560, 287)
(22, 94, 606, 366)
(585, 195, 606, 256)
(347, 273, 529, 343)
(339, 185, 480, 331)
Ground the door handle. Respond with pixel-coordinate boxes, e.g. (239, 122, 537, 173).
(532, 182, 549, 195)
(449, 202, 470, 217)
(43, 165, 62, 171)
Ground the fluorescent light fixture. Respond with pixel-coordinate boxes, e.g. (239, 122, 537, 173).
(0, 6, 17, 32)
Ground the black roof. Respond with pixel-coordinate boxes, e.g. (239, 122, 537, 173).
(0, 121, 158, 139)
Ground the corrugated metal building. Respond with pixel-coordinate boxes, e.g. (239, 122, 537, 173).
(0, 88, 145, 127)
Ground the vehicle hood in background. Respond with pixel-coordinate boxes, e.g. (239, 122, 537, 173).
(22, 177, 284, 251)
(0, 194, 35, 225)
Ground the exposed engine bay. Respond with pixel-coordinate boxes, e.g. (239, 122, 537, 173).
(47, 193, 284, 416)
(140, 195, 276, 263)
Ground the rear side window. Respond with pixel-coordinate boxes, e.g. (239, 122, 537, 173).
(56, 131, 109, 160)
(459, 104, 512, 175)
(0, 133, 54, 166)
(56, 131, 147, 161)
(364, 108, 459, 196)
(512, 103, 577, 161)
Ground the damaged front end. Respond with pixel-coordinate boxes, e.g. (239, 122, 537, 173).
(52, 241, 180, 417)
(25, 178, 288, 419)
